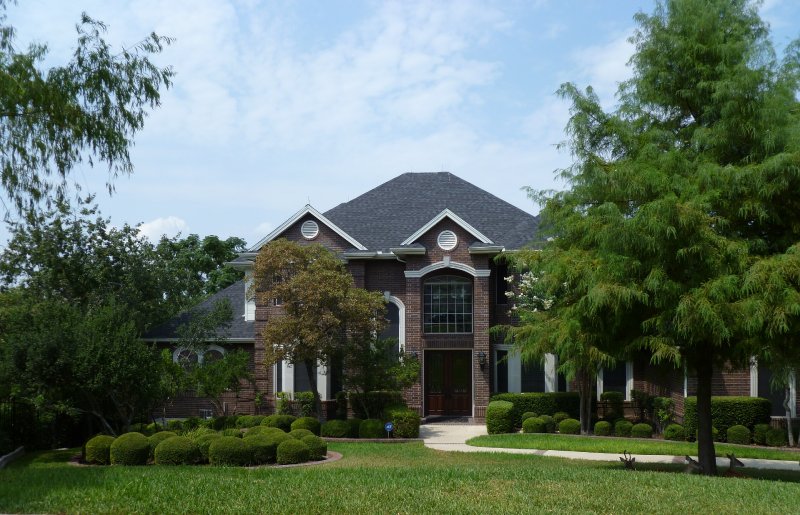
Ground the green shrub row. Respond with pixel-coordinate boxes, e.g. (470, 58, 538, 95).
(490, 393, 580, 427)
(683, 396, 771, 441)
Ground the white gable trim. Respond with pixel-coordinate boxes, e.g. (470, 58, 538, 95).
(248, 205, 367, 252)
(404, 258, 491, 278)
(400, 208, 493, 246)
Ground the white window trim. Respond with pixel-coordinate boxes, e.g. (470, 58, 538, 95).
(752, 360, 797, 418)
(597, 361, 634, 401)
(493, 346, 558, 394)
(244, 271, 255, 321)
(172, 344, 226, 365)
(384, 292, 406, 353)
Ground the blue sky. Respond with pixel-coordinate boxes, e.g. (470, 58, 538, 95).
(5, 0, 799, 246)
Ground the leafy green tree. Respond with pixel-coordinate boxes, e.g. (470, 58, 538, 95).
(523, 0, 800, 474)
(253, 239, 387, 416)
(0, 5, 172, 212)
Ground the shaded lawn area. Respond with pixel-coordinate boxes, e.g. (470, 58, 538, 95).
(467, 433, 800, 461)
(1, 443, 799, 514)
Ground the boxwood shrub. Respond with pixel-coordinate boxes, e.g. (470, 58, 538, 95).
(726, 424, 751, 445)
(359, 419, 385, 438)
(277, 438, 310, 464)
(490, 393, 580, 427)
(167, 420, 184, 432)
(262, 414, 297, 432)
(291, 417, 321, 435)
(144, 422, 162, 435)
(302, 435, 327, 460)
(148, 431, 178, 458)
(631, 423, 653, 439)
(558, 418, 581, 435)
(521, 412, 538, 425)
(593, 421, 612, 436)
(765, 427, 787, 447)
(266, 431, 292, 448)
(486, 400, 515, 434)
(683, 396, 771, 439)
(289, 428, 315, 440)
(522, 417, 547, 433)
(244, 426, 284, 438)
(614, 420, 633, 437)
(221, 428, 243, 438)
(663, 423, 685, 441)
(753, 423, 770, 445)
(85, 435, 115, 465)
(538, 414, 555, 433)
(196, 433, 222, 463)
(110, 432, 150, 465)
(553, 412, 570, 424)
(154, 436, 200, 465)
(236, 415, 265, 428)
(244, 434, 278, 465)
(321, 419, 350, 438)
(386, 407, 421, 438)
(600, 391, 624, 421)
(347, 418, 363, 438)
(208, 436, 250, 466)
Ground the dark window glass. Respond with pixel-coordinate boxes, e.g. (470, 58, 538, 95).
(381, 302, 400, 357)
(603, 362, 627, 395)
(557, 371, 567, 392)
(496, 264, 509, 305)
(496, 350, 508, 393)
(330, 355, 343, 398)
(758, 366, 787, 417)
(275, 360, 283, 393)
(423, 275, 472, 333)
(293, 361, 317, 393)
(521, 360, 546, 393)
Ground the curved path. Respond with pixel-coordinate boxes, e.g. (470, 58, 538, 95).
(419, 423, 800, 471)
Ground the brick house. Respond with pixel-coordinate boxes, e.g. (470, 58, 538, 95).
(145, 172, 798, 422)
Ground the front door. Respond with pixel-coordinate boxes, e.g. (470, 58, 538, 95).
(425, 350, 472, 416)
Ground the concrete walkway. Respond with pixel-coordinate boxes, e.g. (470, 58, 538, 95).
(420, 423, 800, 471)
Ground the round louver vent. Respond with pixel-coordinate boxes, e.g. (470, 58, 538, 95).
(437, 230, 458, 251)
(301, 220, 319, 239)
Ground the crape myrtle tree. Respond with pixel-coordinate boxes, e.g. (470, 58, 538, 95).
(525, 0, 800, 474)
(253, 239, 388, 417)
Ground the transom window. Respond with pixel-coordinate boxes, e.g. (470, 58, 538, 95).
(423, 275, 472, 333)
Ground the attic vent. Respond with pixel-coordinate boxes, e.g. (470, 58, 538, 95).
(301, 220, 319, 239)
(437, 230, 458, 251)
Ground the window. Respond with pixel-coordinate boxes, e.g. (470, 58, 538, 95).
(423, 275, 472, 333)
(293, 361, 317, 392)
(172, 346, 225, 369)
(496, 350, 508, 393)
(598, 361, 633, 401)
(521, 360, 546, 393)
(175, 348, 199, 371)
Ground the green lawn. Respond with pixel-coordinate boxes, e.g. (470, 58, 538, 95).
(1, 443, 799, 514)
(467, 433, 800, 461)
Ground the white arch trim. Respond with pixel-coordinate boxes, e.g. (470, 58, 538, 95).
(172, 344, 226, 365)
(385, 293, 406, 353)
(404, 259, 491, 278)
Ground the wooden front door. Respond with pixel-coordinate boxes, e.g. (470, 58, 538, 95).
(424, 350, 472, 416)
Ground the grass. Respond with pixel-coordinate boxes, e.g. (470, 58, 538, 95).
(467, 433, 800, 461)
(1, 443, 800, 514)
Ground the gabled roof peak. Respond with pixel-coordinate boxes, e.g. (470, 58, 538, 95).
(400, 208, 493, 246)
(248, 204, 367, 252)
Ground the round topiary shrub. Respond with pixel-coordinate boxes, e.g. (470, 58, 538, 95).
(553, 412, 570, 424)
(262, 415, 297, 432)
(148, 431, 178, 458)
(276, 438, 311, 465)
(154, 436, 200, 465)
(85, 435, 115, 465)
(521, 412, 538, 425)
(321, 419, 350, 438)
(593, 421, 612, 437)
(221, 428, 242, 438)
(236, 415, 261, 428)
(144, 422, 162, 436)
(291, 417, 321, 436)
(558, 418, 581, 435)
(244, 434, 278, 465)
(726, 424, 751, 445)
(208, 436, 250, 466)
(765, 427, 787, 447)
(753, 423, 770, 445)
(290, 428, 315, 440)
(538, 414, 556, 433)
(347, 418, 363, 438)
(522, 417, 547, 434)
(266, 431, 292, 448)
(631, 423, 653, 439)
(614, 420, 633, 437)
(167, 419, 184, 432)
(244, 426, 284, 438)
(195, 433, 222, 463)
(302, 435, 327, 460)
(359, 419, 385, 438)
(663, 423, 685, 441)
(110, 432, 150, 465)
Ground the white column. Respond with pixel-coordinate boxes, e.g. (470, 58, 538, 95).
(625, 361, 634, 401)
(750, 358, 759, 397)
(317, 360, 329, 400)
(790, 372, 797, 418)
(597, 368, 604, 401)
(544, 354, 557, 393)
(508, 351, 521, 393)
(283, 361, 294, 396)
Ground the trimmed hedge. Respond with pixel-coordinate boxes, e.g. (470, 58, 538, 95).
(349, 391, 405, 419)
(244, 426, 284, 438)
(359, 419, 384, 439)
(85, 435, 115, 465)
(766, 427, 787, 447)
(291, 417, 321, 436)
(277, 438, 310, 465)
(236, 415, 265, 428)
(663, 424, 685, 441)
(753, 423, 770, 445)
(600, 391, 624, 420)
(262, 414, 297, 432)
(244, 435, 278, 465)
(196, 433, 222, 462)
(386, 407, 421, 438)
(521, 412, 538, 424)
(539, 414, 556, 433)
(490, 393, 580, 427)
(683, 396, 771, 440)
(266, 432, 292, 448)
(553, 412, 570, 424)
(110, 432, 150, 465)
(558, 418, 581, 435)
(726, 425, 751, 445)
(154, 436, 200, 465)
(614, 420, 633, 437)
(289, 428, 315, 440)
(148, 431, 178, 458)
(347, 418, 362, 438)
(486, 401, 515, 434)
(321, 420, 349, 438)
(302, 435, 327, 460)
(631, 423, 653, 439)
(522, 417, 547, 433)
(221, 428, 242, 438)
(593, 421, 612, 436)
(208, 436, 250, 466)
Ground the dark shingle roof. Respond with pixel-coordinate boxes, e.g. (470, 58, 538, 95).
(143, 280, 254, 340)
(323, 172, 539, 251)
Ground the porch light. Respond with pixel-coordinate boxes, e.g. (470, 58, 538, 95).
(477, 351, 487, 370)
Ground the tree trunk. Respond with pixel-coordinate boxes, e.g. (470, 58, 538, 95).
(784, 387, 795, 447)
(578, 368, 593, 434)
(695, 354, 717, 475)
(306, 359, 322, 418)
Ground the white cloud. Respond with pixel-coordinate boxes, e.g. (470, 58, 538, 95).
(138, 216, 188, 240)
(569, 31, 635, 108)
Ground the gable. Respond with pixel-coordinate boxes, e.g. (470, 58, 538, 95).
(400, 208, 493, 247)
(247, 205, 366, 252)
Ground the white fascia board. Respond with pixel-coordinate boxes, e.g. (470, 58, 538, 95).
(400, 208, 493, 246)
(247, 205, 367, 252)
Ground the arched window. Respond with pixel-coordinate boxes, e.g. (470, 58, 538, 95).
(423, 275, 472, 333)
(173, 346, 226, 368)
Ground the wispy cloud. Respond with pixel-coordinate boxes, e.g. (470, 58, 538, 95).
(138, 216, 187, 240)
